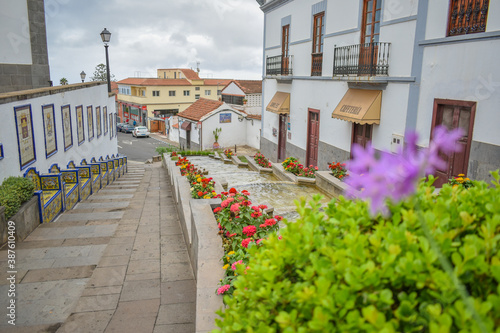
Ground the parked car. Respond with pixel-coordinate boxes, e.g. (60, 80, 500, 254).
(132, 126, 150, 138)
(116, 123, 125, 132)
(121, 124, 135, 133)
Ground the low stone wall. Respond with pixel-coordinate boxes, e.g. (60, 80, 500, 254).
(272, 162, 316, 185)
(0, 196, 41, 247)
(163, 154, 224, 333)
(315, 171, 360, 198)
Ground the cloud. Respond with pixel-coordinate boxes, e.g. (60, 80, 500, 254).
(45, 0, 264, 84)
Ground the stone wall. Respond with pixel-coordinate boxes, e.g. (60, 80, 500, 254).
(318, 140, 350, 171)
(260, 136, 278, 162)
(469, 140, 500, 182)
(0, 196, 40, 247)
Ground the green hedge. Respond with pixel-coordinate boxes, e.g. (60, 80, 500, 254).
(0, 176, 35, 220)
(215, 175, 500, 332)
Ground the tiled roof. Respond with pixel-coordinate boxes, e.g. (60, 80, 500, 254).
(233, 80, 262, 94)
(117, 78, 192, 86)
(177, 98, 224, 122)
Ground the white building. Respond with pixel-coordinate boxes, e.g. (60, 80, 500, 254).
(177, 98, 261, 151)
(257, 0, 499, 185)
(221, 80, 263, 116)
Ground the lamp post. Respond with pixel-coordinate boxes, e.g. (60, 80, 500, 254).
(80, 71, 86, 83)
(100, 28, 112, 93)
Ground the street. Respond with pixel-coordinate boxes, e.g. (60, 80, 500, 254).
(117, 131, 169, 162)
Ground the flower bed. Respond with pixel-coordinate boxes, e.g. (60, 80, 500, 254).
(224, 149, 235, 159)
(254, 153, 272, 168)
(328, 161, 349, 180)
(177, 156, 219, 199)
(213, 187, 281, 297)
(282, 157, 317, 178)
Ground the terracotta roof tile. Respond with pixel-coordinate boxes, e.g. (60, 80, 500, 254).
(156, 68, 200, 80)
(177, 98, 224, 122)
(231, 80, 262, 94)
(203, 79, 233, 86)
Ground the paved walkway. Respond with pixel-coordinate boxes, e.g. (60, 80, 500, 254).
(0, 162, 196, 332)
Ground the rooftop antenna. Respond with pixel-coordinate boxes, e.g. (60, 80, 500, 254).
(196, 61, 200, 75)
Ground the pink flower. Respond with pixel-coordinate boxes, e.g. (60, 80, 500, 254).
(265, 218, 276, 226)
(258, 204, 268, 210)
(256, 239, 264, 244)
(275, 215, 283, 221)
(217, 284, 231, 295)
(230, 203, 240, 213)
(251, 206, 259, 211)
(242, 190, 250, 196)
(241, 238, 253, 248)
(278, 235, 283, 240)
(232, 260, 243, 271)
(218, 223, 222, 230)
(259, 224, 266, 228)
(243, 225, 257, 237)
(251, 212, 262, 218)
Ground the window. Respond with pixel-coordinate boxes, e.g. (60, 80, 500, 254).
(152, 90, 160, 97)
(142, 90, 145, 96)
(169, 90, 175, 96)
(361, 0, 381, 44)
(217, 89, 222, 96)
(205, 90, 211, 96)
(184, 90, 190, 96)
(311, 12, 324, 76)
(195, 87, 200, 91)
(448, 0, 489, 36)
(282, 24, 290, 75)
(195, 94, 200, 100)
(222, 95, 244, 105)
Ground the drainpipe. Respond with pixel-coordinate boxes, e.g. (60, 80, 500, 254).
(199, 122, 203, 151)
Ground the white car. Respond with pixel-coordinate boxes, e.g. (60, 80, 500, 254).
(132, 126, 150, 138)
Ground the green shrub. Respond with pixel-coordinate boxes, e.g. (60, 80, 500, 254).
(215, 176, 500, 332)
(238, 156, 248, 163)
(155, 146, 168, 157)
(0, 176, 35, 219)
(178, 150, 211, 156)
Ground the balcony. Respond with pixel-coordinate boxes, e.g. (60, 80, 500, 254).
(266, 55, 293, 76)
(333, 42, 390, 77)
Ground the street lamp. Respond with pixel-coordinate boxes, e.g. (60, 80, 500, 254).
(80, 71, 86, 83)
(100, 28, 112, 93)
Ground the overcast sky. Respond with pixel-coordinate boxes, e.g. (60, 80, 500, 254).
(45, 0, 264, 85)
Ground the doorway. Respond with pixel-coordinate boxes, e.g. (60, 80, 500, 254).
(306, 109, 320, 167)
(431, 99, 476, 187)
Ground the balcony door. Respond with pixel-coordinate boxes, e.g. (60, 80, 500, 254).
(311, 12, 324, 76)
(282, 24, 290, 75)
(431, 99, 476, 187)
(360, 0, 381, 75)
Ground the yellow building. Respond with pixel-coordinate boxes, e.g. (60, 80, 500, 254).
(116, 68, 231, 131)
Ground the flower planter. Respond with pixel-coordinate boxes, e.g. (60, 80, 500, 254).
(315, 171, 359, 198)
(231, 155, 248, 168)
(246, 155, 273, 173)
(0, 196, 41, 247)
(271, 162, 316, 184)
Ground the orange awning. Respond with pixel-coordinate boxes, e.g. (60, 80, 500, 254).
(266, 92, 290, 114)
(331, 89, 382, 125)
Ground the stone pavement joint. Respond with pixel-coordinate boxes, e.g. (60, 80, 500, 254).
(0, 162, 196, 332)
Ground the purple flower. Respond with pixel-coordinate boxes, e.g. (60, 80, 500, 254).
(346, 126, 463, 216)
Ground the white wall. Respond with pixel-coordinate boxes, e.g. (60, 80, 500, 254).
(201, 108, 248, 150)
(0, 84, 118, 181)
(246, 118, 261, 149)
(221, 82, 244, 96)
(0, 0, 32, 65)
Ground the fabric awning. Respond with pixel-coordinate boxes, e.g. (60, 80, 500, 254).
(181, 121, 191, 130)
(266, 91, 290, 114)
(331, 89, 382, 125)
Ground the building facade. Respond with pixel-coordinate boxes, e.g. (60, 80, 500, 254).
(221, 80, 263, 115)
(0, 0, 51, 93)
(116, 69, 231, 132)
(258, 0, 499, 184)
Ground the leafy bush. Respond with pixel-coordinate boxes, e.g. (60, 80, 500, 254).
(178, 150, 212, 156)
(0, 176, 35, 219)
(215, 176, 500, 332)
(155, 146, 169, 157)
(282, 157, 317, 178)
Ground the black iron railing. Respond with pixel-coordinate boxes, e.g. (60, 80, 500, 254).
(266, 55, 293, 76)
(333, 42, 390, 76)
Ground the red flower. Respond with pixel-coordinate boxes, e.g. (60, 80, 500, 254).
(229, 188, 237, 194)
(197, 191, 203, 197)
(251, 212, 262, 218)
(258, 204, 268, 210)
(243, 225, 257, 237)
(251, 206, 259, 211)
(230, 203, 240, 213)
(275, 215, 283, 221)
(218, 223, 222, 230)
(241, 238, 253, 248)
(213, 207, 221, 213)
(259, 224, 266, 228)
(241, 190, 250, 196)
(265, 218, 276, 226)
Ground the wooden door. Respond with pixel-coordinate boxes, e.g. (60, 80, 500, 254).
(351, 123, 372, 159)
(431, 99, 476, 187)
(307, 109, 320, 167)
(360, 0, 381, 75)
(282, 24, 290, 75)
(150, 120, 159, 132)
(186, 130, 191, 150)
(278, 114, 287, 161)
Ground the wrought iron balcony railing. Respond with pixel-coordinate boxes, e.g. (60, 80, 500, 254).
(333, 42, 391, 76)
(266, 55, 293, 76)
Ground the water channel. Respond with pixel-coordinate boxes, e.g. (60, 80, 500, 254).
(188, 156, 333, 221)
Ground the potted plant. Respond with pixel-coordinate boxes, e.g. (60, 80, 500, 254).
(213, 127, 222, 149)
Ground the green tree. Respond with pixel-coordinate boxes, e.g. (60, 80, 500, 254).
(59, 77, 68, 85)
(90, 63, 115, 82)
